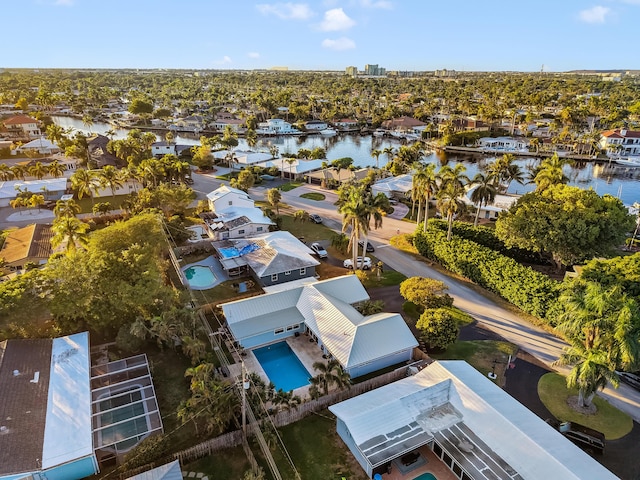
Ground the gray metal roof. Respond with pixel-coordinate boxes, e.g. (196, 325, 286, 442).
(125, 460, 183, 480)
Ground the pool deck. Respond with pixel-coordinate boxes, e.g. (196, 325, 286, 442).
(382, 446, 458, 480)
(181, 255, 228, 290)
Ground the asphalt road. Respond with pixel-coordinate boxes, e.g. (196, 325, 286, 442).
(269, 182, 640, 423)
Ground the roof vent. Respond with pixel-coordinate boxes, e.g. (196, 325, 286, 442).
(0, 426, 8, 434)
(621, 129, 628, 136)
(12, 370, 19, 376)
(458, 440, 474, 452)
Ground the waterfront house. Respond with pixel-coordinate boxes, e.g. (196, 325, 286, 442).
(151, 141, 177, 157)
(256, 118, 300, 135)
(212, 113, 245, 132)
(333, 118, 359, 131)
(381, 116, 426, 135)
(87, 134, 120, 167)
(329, 360, 618, 480)
(371, 174, 413, 199)
(304, 120, 329, 131)
(477, 136, 529, 152)
(220, 275, 418, 377)
(0, 224, 53, 271)
(599, 129, 640, 157)
(0, 177, 68, 207)
(463, 187, 521, 220)
(2, 114, 41, 140)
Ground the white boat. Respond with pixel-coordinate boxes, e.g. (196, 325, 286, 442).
(320, 128, 337, 136)
(373, 128, 386, 137)
(614, 157, 640, 168)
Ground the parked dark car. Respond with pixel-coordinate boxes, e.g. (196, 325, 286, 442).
(545, 418, 605, 455)
(309, 214, 322, 224)
(617, 371, 640, 391)
(359, 240, 374, 252)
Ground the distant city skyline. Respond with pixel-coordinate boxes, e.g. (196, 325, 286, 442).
(2, 1, 639, 71)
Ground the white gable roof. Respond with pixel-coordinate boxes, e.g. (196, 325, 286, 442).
(330, 361, 618, 480)
(206, 184, 252, 203)
(222, 275, 417, 369)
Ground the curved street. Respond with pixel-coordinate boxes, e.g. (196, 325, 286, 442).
(259, 182, 640, 422)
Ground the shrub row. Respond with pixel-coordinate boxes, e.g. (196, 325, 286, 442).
(413, 226, 559, 320)
(428, 219, 546, 265)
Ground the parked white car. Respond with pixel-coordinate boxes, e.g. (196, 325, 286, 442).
(343, 256, 371, 270)
(310, 242, 328, 258)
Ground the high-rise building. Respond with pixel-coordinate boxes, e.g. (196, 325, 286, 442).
(345, 66, 358, 77)
(364, 64, 385, 76)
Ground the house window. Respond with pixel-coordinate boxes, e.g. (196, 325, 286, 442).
(286, 324, 299, 332)
(274, 328, 284, 335)
(285, 270, 291, 276)
(271, 274, 278, 281)
(257, 226, 263, 232)
(453, 462, 462, 477)
(238, 229, 245, 234)
(228, 201, 233, 205)
(299, 268, 306, 275)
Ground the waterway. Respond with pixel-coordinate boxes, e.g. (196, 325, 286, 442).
(52, 116, 640, 206)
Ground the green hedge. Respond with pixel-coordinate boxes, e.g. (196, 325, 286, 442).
(428, 219, 545, 264)
(413, 226, 559, 320)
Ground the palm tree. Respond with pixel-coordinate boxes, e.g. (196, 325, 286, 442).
(285, 158, 297, 181)
(267, 188, 282, 215)
(45, 123, 67, 144)
(311, 360, 339, 396)
(339, 186, 370, 270)
(51, 215, 90, 253)
(48, 160, 66, 178)
(534, 153, 570, 191)
(419, 163, 439, 232)
(54, 199, 81, 218)
(10, 165, 26, 180)
(98, 165, 124, 197)
(382, 146, 395, 167)
(28, 162, 49, 180)
(293, 209, 310, 223)
(470, 172, 497, 226)
(554, 281, 640, 407)
(27, 193, 45, 212)
(9, 196, 25, 213)
(82, 114, 93, 133)
(71, 169, 98, 205)
(487, 154, 524, 193)
(0, 163, 14, 181)
(371, 148, 383, 169)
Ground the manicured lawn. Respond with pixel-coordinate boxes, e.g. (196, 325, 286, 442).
(360, 269, 407, 288)
(269, 410, 369, 480)
(538, 373, 633, 440)
(194, 278, 263, 306)
(300, 192, 326, 201)
(430, 340, 517, 387)
(279, 182, 303, 192)
(277, 214, 336, 243)
(76, 194, 130, 213)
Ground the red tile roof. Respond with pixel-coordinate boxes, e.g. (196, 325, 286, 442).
(601, 129, 640, 139)
(3, 115, 38, 125)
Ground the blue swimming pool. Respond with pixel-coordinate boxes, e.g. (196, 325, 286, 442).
(413, 473, 437, 480)
(184, 265, 216, 289)
(252, 342, 311, 392)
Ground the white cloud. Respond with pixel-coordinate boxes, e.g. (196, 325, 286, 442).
(578, 5, 611, 23)
(256, 3, 314, 20)
(359, 0, 392, 9)
(214, 56, 232, 65)
(54, 0, 74, 5)
(321, 37, 356, 50)
(248, 52, 260, 59)
(320, 8, 356, 31)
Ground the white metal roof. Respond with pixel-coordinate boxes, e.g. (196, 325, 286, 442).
(371, 174, 414, 194)
(330, 361, 618, 480)
(0, 178, 68, 199)
(222, 275, 417, 369)
(257, 157, 325, 174)
(41, 332, 93, 469)
(205, 184, 251, 202)
(238, 231, 319, 277)
(125, 460, 183, 480)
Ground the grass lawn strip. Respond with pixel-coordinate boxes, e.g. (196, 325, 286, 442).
(300, 192, 326, 201)
(280, 182, 304, 192)
(431, 340, 517, 387)
(184, 446, 251, 478)
(537, 372, 632, 440)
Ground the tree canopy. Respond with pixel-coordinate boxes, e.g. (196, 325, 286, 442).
(495, 185, 633, 271)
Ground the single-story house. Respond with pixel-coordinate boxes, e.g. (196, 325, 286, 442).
(151, 141, 177, 157)
(221, 275, 418, 377)
(381, 116, 426, 135)
(230, 151, 273, 167)
(305, 120, 328, 131)
(0, 177, 68, 207)
(329, 360, 618, 480)
(200, 207, 274, 241)
(213, 230, 318, 286)
(371, 174, 413, 199)
(0, 332, 163, 480)
(13, 137, 60, 156)
(0, 223, 53, 270)
(211, 113, 245, 132)
(333, 118, 359, 131)
(306, 167, 371, 185)
(477, 136, 529, 152)
(88, 134, 120, 167)
(257, 157, 325, 180)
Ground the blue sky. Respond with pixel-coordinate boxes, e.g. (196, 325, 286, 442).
(3, 0, 638, 71)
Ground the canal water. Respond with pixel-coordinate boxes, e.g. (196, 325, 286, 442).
(52, 116, 640, 206)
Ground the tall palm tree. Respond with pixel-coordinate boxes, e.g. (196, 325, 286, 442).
(534, 153, 570, 191)
(10, 165, 26, 180)
(48, 160, 66, 178)
(27, 193, 45, 212)
(54, 199, 81, 218)
(45, 123, 67, 145)
(487, 154, 524, 193)
(382, 146, 395, 167)
(371, 149, 383, 169)
(98, 165, 124, 197)
(339, 186, 371, 270)
(285, 158, 297, 181)
(71, 169, 98, 205)
(51, 216, 90, 253)
(470, 172, 497, 226)
(28, 161, 49, 180)
(437, 163, 469, 241)
(419, 163, 439, 232)
(0, 163, 14, 181)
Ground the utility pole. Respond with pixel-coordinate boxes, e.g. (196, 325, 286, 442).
(241, 360, 249, 434)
